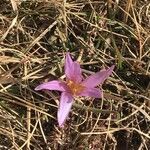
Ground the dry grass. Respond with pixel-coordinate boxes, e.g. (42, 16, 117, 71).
(0, 0, 150, 149)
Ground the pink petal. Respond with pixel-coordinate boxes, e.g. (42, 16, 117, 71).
(35, 80, 67, 92)
(82, 65, 115, 88)
(79, 87, 102, 98)
(65, 52, 82, 82)
(57, 92, 73, 127)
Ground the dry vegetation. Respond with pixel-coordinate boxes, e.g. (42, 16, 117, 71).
(0, 0, 150, 149)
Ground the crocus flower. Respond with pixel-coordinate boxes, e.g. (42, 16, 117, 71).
(35, 53, 114, 127)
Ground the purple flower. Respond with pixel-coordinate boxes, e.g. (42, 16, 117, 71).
(35, 53, 114, 127)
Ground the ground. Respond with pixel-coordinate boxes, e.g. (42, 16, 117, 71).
(0, 0, 150, 149)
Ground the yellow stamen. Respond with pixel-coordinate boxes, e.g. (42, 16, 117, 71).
(67, 80, 85, 95)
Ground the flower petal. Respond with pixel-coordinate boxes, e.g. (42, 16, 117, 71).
(57, 92, 73, 127)
(79, 87, 102, 98)
(35, 80, 67, 92)
(65, 52, 82, 82)
(82, 65, 115, 88)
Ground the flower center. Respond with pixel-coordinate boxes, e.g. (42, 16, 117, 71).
(67, 80, 85, 95)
